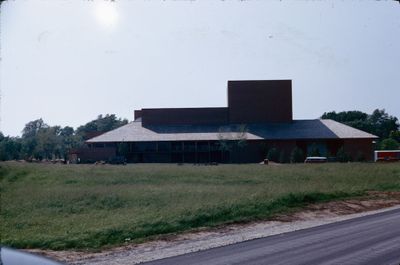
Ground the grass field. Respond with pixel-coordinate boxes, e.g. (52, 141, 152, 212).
(1, 161, 400, 250)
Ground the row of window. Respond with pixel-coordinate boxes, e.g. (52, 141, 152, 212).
(91, 141, 224, 153)
(127, 151, 230, 163)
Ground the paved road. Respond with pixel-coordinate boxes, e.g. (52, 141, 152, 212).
(143, 208, 400, 265)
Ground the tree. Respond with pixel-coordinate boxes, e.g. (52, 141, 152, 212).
(19, 120, 76, 160)
(235, 124, 248, 162)
(235, 124, 248, 150)
(321, 109, 399, 140)
(1, 114, 129, 161)
(0, 134, 22, 161)
(218, 126, 233, 162)
(59, 126, 80, 159)
(321, 110, 368, 123)
(389, 130, 400, 143)
(368, 109, 399, 139)
(76, 114, 128, 139)
(218, 124, 248, 162)
(379, 138, 399, 150)
(34, 126, 64, 159)
(20, 119, 49, 159)
(22, 118, 48, 138)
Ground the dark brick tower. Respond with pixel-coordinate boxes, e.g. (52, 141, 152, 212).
(227, 80, 293, 123)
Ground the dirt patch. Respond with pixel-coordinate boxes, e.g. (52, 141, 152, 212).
(27, 191, 400, 265)
(273, 191, 400, 222)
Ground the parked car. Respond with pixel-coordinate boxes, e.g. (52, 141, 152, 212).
(304, 156, 327, 163)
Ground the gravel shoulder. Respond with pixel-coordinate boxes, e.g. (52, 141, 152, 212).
(29, 191, 400, 265)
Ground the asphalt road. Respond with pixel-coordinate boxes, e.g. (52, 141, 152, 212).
(143, 208, 400, 265)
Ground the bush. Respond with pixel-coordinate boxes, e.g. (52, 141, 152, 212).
(290, 147, 304, 163)
(389, 131, 400, 143)
(379, 138, 399, 150)
(336, 147, 352, 162)
(355, 152, 366, 162)
(267, 148, 279, 162)
(308, 143, 321, 157)
(278, 150, 286, 163)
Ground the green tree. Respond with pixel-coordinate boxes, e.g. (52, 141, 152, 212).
(235, 124, 248, 149)
(218, 124, 248, 162)
(59, 126, 80, 159)
(20, 119, 80, 160)
(389, 130, 400, 143)
(235, 124, 248, 162)
(76, 114, 128, 140)
(322, 110, 368, 123)
(379, 138, 399, 150)
(369, 109, 399, 139)
(218, 126, 233, 162)
(0, 133, 22, 161)
(22, 118, 48, 138)
(34, 126, 64, 159)
(321, 109, 399, 139)
(2, 115, 128, 161)
(20, 119, 49, 159)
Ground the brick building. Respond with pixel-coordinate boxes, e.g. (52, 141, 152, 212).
(82, 80, 377, 163)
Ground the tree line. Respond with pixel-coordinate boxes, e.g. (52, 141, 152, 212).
(0, 114, 128, 161)
(0, 109, 399, 162)
(321, 109, 400, 150)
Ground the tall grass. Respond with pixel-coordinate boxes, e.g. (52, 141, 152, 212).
(1, 162, 399, 250)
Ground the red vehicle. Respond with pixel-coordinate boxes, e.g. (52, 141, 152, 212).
(374, 150, 400, 162)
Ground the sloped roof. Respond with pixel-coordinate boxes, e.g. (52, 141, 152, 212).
(86, 119, 378, 143)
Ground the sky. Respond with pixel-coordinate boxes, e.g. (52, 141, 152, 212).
(1, 0, 399, 137)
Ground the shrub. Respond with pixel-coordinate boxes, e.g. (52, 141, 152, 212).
(267, 148, 279, 162)
(355, 152, 366, 162)
(278, 150, 286, 163)
(336, 147, 352, 162)
(308, 143, 321, 157)
(389, 131, 400, 143)
(379, 138, 399, 150)
(290, 147, 304, 163)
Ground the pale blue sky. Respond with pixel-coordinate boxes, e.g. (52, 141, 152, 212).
(1, 0, 399, 136)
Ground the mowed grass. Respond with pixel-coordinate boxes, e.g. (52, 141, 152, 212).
(1, 161, 400, 250)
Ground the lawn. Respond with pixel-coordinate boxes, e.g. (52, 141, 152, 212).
(1, 161, 400, 250)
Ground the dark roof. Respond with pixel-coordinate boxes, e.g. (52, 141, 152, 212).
(86, 119, 377, 143)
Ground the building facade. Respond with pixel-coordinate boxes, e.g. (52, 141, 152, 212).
(82, 80, 377, 163)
